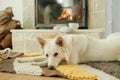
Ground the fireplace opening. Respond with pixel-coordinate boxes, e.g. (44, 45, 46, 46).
(35, 0, 87, 29)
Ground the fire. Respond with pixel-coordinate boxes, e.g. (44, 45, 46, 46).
(57, 10, 81, 21)
(69, 16, 73, 21)
(77, 11, 81, 19)
(58, 10, 73, 21)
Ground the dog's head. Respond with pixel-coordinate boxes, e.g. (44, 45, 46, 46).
(37, 36, 67, 69)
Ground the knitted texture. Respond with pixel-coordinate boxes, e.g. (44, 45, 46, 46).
(14, 57, 43, 75)
(56, 64, 97, 80)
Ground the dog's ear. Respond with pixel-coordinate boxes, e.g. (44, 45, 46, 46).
(37, 37, 46, 48)
(56, 36, 64, 47)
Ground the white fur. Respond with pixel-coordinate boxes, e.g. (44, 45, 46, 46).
(39, 32, 120, 68)
(16, 56, 48, 67)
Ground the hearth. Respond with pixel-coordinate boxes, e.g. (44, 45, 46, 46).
(35, 0, 87, 29)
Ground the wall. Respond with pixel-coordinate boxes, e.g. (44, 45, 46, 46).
(105, 0, 112, 36)
(0, 0, 23, 27)
(22, 0, 35, 29)
(105, 0, 120, 36)
(112, 0, 120, 32)
(88, 0, 106, 29)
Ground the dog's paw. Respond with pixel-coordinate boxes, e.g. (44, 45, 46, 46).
(34, 58, 47, 62)
(17, 60, 26, 63)
(31, 62, 39, 65)
(31, 61, 48, 67)
(31, 62, 45, 66)
(16, 58, 27, 63)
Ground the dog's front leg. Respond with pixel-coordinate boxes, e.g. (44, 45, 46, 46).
(32, 60, 48, 67)
(16, 56, 44, 63)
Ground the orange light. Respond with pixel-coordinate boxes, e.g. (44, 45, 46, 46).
(68, 16, 73, 21)
(58, 10, 73, 21)
(77, 15, 81, 19)
(77, 11, 81, 19)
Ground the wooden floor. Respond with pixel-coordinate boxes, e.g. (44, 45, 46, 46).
(0, 72, 67, 80)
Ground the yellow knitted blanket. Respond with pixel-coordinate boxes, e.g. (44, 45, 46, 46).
(56, 64, 97, 80)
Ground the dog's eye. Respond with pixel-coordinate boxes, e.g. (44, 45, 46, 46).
(54, 53, 58, 57)
(46, 54, 48, 57)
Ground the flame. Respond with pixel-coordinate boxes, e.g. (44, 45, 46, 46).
(68, 16, 73, 21)
(77, 11, 81, 19)
(57, 10, 82, 21)
(58, 10, 73, 21)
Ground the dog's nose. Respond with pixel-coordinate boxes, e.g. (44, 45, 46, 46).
(48, 65, 54, 69)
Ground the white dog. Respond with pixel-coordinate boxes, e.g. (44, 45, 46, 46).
(37, 32, 120, 69)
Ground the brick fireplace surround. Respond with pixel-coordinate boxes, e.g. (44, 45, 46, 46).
(11, 0, 105, 53)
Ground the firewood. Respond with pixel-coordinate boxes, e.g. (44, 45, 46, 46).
(0, 7, 13, 25)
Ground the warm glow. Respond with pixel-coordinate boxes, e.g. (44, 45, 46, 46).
(68, 16, 73, 21)
(77, 11, 81, 19)
(77, 15, 81, 19)
(58, 10, 73, 21)
(58, 10, 81, 21)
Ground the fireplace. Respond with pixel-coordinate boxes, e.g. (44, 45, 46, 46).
(35, 0, 87, 29)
